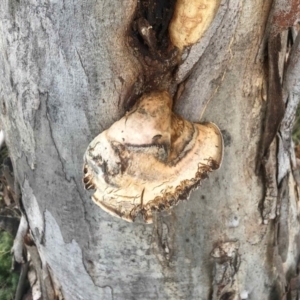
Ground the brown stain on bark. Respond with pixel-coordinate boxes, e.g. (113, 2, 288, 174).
(262, 34, 285, 158)
(272, 0, 300, 32)
(126, 0, 179, 106)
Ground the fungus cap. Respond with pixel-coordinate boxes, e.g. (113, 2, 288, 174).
(83, 91, 223, 223)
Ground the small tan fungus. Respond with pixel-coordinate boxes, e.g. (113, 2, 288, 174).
(169, 0, 221, 50)
(83, 91, 223, 223)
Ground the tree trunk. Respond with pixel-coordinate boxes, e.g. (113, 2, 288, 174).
(0, 0, 300, 299)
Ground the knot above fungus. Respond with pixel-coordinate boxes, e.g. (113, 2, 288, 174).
(83, 91, 223, 223)
(169, 0, 221, 50)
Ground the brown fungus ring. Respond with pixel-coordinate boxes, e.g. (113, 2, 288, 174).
(83, 91, 223, 223)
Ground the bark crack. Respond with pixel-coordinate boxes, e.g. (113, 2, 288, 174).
(44, 92, 71, 182)
(76, 47, 89, 80)
(81, 250, 114, 299)
(41, 210, 46, 246)
(72, 177, 93, 235)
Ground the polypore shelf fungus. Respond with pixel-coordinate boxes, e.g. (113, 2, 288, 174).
(83, 91, 223, 223)
(169, 0, 221, 50)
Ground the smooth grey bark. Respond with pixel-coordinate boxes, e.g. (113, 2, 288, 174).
(0, 0, 300, 299)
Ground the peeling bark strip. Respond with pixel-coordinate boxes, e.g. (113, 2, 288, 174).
(260, 20, 300, 224)
(211, 241, 240, 300)
(260, 33, 285, 161)
(12, 214, 28, 264)
(83, 91, 223, 223)
(261, 139, 278, 223)
(258, 0, 299, 191)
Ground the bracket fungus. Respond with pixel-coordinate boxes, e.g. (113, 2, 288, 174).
(169, 0, 221, 50)
(83, 91, 223, 223)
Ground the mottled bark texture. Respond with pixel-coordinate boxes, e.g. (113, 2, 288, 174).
(0, 0, 300, 299)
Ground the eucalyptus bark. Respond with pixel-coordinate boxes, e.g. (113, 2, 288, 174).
(0, 0, 300, 300)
